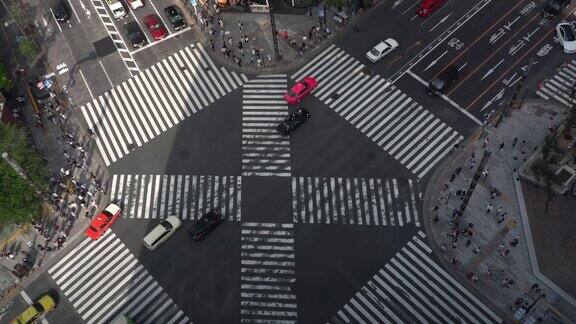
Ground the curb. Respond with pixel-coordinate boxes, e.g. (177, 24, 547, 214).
(200, 0, 386, 75)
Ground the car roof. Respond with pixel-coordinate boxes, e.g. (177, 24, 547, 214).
(292, 82, 307, 93)
(104, 203, 121, 216)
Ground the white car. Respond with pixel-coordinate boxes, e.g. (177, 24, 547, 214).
(556, 22, 576, 53)
(142, 215, 181, 250)
(366, 38, 399, 62)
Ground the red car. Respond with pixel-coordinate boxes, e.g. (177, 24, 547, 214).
(416, 0, 446, 17)
(143, 14, 167, 41)
(284, 76, 317, 104)
(86, 203, 122, 240)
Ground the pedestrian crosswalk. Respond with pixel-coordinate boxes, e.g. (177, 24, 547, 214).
(240, 222, 297, 323)
(109, 174, 242, 221)
(330, 231, 502, 324)
(81, 42, 248, 166)
(536, 60, 576, 107)
(48, 232, 190, 324)
(291, 45, 463, 179)
(242, 75, 292, 177)
(291, 177, 421, 227)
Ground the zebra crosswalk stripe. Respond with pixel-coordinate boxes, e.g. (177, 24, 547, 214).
(81, 43, 247, 166)
(292, 177, 421, 226)
(110, 174, 242, 220)
(242, 75, 291, 177)
(331, 231, 502, 324)
(48, 232, 190, 324)
(537, 61, 576, 107)
(291, 45, 463, 179)
(240, 222, 297, 323)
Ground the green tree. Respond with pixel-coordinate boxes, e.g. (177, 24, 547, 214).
(0, 162, 42, 225)
(8, 3, 26, 25)
(18, 38, 38, 59)
(0, 124, 48, 188)
(0, 61, 13, 92)
(322, 0, 346, 9)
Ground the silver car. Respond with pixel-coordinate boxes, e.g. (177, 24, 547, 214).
(142, 215, 181, 250)
(556, 22, 576, 53)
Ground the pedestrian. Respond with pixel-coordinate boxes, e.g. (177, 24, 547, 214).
(228, 36, 233, 46)
(512, 137, 518, 147)
(210, 39, 215, 51)
(481, 168, 489, 179)
(308, 8, 313, 16)
(244, 35, 249, 43)
(238, 41, 243, 50)
(499, 141, 505, 151)
(440, 243, 447, 252)
(252, 35, 256, 43)
(472, 247, 481, 254)
(497, 214, 505, 223)
(496, 206, 503, 215)
(455, 166, 462, 175)
(483, 137, 490, 148)
(451, 257, 459, 265)
(510, 238, 519, 247)
(485, 267, 492, 276)
(486, 204, 493, 214)
(465, 239, 472, 247)
(238, 21, 243, 31)
(470, 160, 476, 170)
(450, 173, 456, 182)
(218, 18, 223, 30)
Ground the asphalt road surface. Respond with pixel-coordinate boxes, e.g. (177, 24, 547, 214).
(5, 0, 576, 322)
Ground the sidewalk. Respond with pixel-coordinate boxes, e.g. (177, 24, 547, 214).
(192, 0, 378, 73)
(423, 100, 576, 322)
(0, 0, 110, 303)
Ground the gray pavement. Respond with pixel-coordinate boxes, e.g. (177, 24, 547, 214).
(0, 0, 110, 309)
(424, 99, 576, 323)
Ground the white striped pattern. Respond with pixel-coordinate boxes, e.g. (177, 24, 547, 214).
(536, 60, 576, 107)
(331, 231, 502, 324)
(291, 45, 463, 179)
(89, 0, 139, 74)
(291, 177, 421, 227)
(240, 222, 297, 323)
(81, 43, 248, 166)
(109, 174, 242, 221)
(48, 232, 190, 324)
(242, 75, 291, 177)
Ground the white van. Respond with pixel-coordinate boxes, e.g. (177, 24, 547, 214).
(107, 0, 126, 19)
(142, 216, 181, 250)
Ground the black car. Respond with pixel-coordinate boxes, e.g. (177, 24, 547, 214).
(277, 108, 310, 136)
(124, 22, 147, 48)
(52, 1, 70, 23)
(427, 65, 458, 96)
(164, 5, 187, 31)
(543, 0, 571, 18)
(188, 209, 224, 241)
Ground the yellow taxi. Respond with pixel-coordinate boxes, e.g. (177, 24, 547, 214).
(11, 293, 56, 324)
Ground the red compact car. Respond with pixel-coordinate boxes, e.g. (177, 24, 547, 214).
(416, 0, 446, 17)
(284, 76, 317, 104)
(143, 14, 168, 41)
(86, 203, 122, 240)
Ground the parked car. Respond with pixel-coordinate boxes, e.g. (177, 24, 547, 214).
(52, 1, 70, 23)
(144, 14, 168, 41)
(126, 0, 144, 10)
(416, 0, 446, 17)
(277, 108, 310, 136)
(188, 209, 224, 241)
(11, 292, 56, 324)
(284, 76, 317, 104)
(164, 5, 187, 31)
(142, 215, 181, 250)
(86, 203, 122, 240)
(427, 65, 459, 96)
(365, 38, 399, 62)
(542, 0, 571, 18)
(106, 0, 127, 20)
(124, 21, 147, 48)
(556, 22, 576, 53)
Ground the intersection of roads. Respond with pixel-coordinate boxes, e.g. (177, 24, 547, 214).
(5, 0, 576, 322)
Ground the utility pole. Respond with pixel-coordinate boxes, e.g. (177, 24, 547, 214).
(267, 0, 281, 62)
